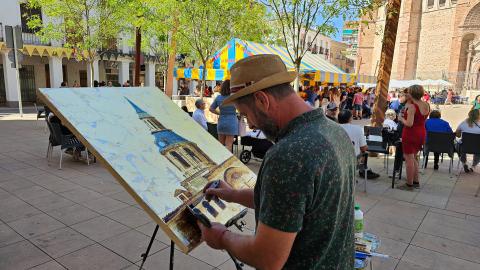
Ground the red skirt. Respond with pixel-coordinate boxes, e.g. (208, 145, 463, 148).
(402, 127, 425, 154)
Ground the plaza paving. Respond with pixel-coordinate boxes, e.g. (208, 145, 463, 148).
(0, 105, 479, 270)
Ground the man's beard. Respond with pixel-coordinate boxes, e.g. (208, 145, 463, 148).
(253, 109, 280, 142)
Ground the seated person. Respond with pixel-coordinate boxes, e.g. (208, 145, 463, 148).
(383, 109, 398, 131)
(338, 110, 380, 179)
(192, 99, 208, 130)
(455, 109, 480, 173)
(325, 102, 338, 122)
(424, 110, 453, 170)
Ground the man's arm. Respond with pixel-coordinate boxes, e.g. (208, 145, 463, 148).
(199, 222, 296, 270)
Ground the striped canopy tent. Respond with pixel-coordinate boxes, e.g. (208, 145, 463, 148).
(174, 38, 353, 84)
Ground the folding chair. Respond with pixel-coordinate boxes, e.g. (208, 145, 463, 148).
(422, 132, 456, 174)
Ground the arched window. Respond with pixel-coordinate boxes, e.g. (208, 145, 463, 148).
(439, 0, 446, 7)
(183, 147, 200, 162)
(170, 151, 190, 168)
(427, 0, 435, 8)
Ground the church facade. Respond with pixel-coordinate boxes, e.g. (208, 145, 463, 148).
(357, 0, 480, 95)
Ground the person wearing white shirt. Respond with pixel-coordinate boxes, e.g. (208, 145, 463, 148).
(338, 110, 379, 179)
(455, 109, 480, 172)
(192, 99, 208, 130)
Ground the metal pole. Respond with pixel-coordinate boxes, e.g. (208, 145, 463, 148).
(12, 28, 23, 117)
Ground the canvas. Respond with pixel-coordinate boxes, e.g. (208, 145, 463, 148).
(38, 87, 256, 252)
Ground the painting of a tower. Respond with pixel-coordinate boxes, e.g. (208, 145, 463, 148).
(126, 98, 216, 203)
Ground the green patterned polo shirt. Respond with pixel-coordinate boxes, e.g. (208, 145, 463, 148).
(254, 108, 356, 269)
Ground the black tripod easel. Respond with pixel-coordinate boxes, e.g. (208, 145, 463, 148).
(138, 212, 247, 270)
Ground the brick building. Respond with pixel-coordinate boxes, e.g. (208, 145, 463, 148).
(357, 0, 480, 96)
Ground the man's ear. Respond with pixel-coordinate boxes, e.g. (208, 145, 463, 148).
(253, 91, 270, 112)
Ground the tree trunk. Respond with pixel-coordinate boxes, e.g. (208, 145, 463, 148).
(134, 27, 142, 87)
(371, 0, 402, 127)
(294, 61, 301, 92)
(89, 60, 94, 87)
(200, 60, 207, 98)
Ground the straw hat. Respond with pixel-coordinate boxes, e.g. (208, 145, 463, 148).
(223, 54, 297, 105)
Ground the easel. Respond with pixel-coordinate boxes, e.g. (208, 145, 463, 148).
(138, 211, 248, 270)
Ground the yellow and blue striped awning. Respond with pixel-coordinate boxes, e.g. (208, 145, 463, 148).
(174, 38, 375, 84)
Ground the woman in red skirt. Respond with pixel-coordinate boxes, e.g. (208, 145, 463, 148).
(398, 85, 430, 190)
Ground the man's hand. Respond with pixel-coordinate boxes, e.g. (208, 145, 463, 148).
(197, 221, 228, 250)
(203, 180, 235, 202)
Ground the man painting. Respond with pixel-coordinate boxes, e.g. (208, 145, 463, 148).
(197, 54, 356, 269)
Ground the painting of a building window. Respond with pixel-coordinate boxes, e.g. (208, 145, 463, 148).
(38, 87, 257, 252)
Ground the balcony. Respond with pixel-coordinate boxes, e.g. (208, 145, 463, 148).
(22, 32, 51, 46)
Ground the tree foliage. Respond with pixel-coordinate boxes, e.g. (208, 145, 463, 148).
(174, 0, 272, 94)
(261, 0, 381, 90)
(26, 0, 131, 86)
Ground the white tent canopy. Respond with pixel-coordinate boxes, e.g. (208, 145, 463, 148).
(357, 79, 453, 89)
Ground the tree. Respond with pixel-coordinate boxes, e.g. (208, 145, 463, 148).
(175, 0, 271, 96)
(262, 0, 379, 91)
(26, 0, 131, 87)
(371, 0, 402, 127)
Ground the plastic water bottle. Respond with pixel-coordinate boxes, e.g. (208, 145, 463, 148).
(354, 204, 364, 238)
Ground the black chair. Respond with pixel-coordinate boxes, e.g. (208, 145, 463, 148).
(34, 103, 46, 121)
(365, 126, 390, 172)
(207, 122, 218, 140)
(422, 132, 455, 174)
(456, 132, 480, 196)
(357, 153, 372, 192)
(46, 119, 90, 169)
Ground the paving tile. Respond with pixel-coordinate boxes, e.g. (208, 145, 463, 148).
(0, 240, 50, 270)
(375, 236, 408, 259)
(109, 191, 139, 205)
(354, 194, 379, 213)
(0, 161, 33, 172)
(11, 167, 47, 178)
(31, 227, 94, 258)
(422, 212, 480, 234)
(446, 201, 480, 217)
(57, 243, 131, 270)
(105, 206, 152, 228)
(382, 188, 417, 202)
(135, 222, 173, 245)
(89, 181, 125, 195)
(29, 260, 67, 270)
(188, 243, 230, 267)
(71, 216, 130, 242)
(26, 193, 76, 212)
(413, 192, 449, 209)
(369, 257, 399, 270)
(101, 229, 167, 262)
(47, 203, 100, 226)
(365, 200, 428, 231)
(11, 185, 53, 201)
(395, 260, 431, 270)
(0, 223, 23, 248)
(364, 218, 416, 244)
(402, 245, 480, 270)
(81, 196, 129, 214)
(411, 232, 480, 264)
(0, 197, 42, 223)
(38, 179, 81, 193)
(7, 213, 65, 239)
(59, 186, 103, 203)
(0, 178, 35, 192)
(428, 207, 466, 219)
(50, 168, 89, 181)
(0, 172, 22, 183)
(217, 259, 255, 270)
(138, 246, 213, 270)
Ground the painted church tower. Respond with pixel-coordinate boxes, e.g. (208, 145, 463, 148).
(125, 98, 216, 202)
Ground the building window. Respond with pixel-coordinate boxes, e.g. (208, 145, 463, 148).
(439, 0, 446, 6)
(20, 3, 42, 33)
(183, 147, 200, 163)
(427, 0, 435, 8)
(170, 151, 190, 168)
(451, 0, 457, 4)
